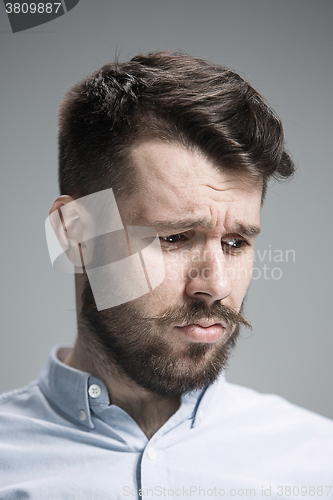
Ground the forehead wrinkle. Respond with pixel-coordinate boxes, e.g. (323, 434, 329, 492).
(143, 217, 215, 232)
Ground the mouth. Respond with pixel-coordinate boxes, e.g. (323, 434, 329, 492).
(174, 319, 228, 343)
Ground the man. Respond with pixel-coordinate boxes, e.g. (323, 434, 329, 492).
(1, 51, 332, 499)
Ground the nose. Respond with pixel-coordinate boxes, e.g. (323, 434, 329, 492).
(185, 240, 232, 305)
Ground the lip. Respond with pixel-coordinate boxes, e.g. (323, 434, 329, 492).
(175, 319, 228, 329)
(174, 320, 227, 343)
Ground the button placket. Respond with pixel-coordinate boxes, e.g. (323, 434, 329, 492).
(141, 441, 169, 500)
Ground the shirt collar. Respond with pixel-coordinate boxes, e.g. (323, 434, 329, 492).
(38, 346, 99, 429)
(38, 346, 226, 432)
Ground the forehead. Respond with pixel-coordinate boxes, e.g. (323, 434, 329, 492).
(118, 141, 262, 232)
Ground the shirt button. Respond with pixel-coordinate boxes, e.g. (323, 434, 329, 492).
(79, 410, 87, 421)
(88, 384, 102, 398)
(198, 410, 204, 421)
(147, 447, 156, 461)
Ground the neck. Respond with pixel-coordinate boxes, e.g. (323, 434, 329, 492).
(63, 336, 180, 440)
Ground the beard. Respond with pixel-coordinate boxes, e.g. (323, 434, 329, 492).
(79, 277, 251, 397)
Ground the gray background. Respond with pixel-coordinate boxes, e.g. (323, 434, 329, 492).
(0, 0, 332, 419)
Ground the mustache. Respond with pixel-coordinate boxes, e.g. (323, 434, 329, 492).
(144, 301, 252, 330)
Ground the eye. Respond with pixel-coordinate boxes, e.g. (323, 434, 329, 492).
(159, 234, 185, 244)
(222, 237, 249, 253)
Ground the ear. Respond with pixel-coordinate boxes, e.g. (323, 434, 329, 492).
(49, 195, 86, 269)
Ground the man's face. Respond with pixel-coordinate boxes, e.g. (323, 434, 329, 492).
(81, 141, 262, 396)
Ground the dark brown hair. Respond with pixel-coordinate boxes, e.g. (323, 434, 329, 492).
(58, 51, 295, 199)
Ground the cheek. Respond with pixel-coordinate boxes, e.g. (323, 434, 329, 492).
(162, 249, 188, 280)
(163, 255, 188, 287)
(162, 249, 209, 286)
(136, 253, 187, 311)
(226, 251, 254, 299)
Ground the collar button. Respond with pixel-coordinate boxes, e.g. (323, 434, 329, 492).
(88, 384, 102, 398)
(79, 410, 87, 421)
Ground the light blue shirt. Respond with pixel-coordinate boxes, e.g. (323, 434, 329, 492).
(0, 346, 333, 500)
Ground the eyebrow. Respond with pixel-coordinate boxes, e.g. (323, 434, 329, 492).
(234, 221, 261, 238)
(151, 218, 214, 232)
(148, 218, 261, 238)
